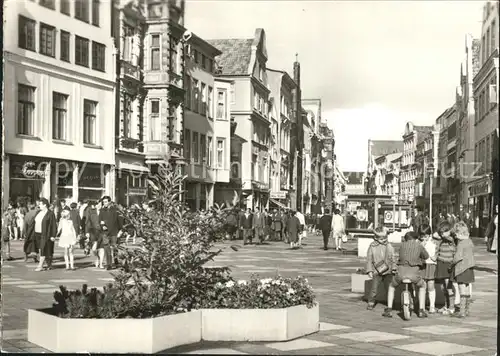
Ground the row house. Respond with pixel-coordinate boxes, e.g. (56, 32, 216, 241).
(414, 128, 439, 212)
(400, 124, 432, 204)
(208, 29, 272, 210)
(303, 99, 324, 213)
(267, 69, 295, 209)
(372, 153, 403, 198)
(366, 140, 403, 195)
(3, 0, 116, 206)
(457, 34, 481, 214)
(470, 0, 499, 231)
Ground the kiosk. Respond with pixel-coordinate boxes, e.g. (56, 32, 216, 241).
(344, 194, 411, 257)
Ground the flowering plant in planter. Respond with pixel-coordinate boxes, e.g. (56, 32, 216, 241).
(201, 275, 316, 309)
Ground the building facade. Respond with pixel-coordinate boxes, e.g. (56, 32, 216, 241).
(208, 29, 272, 210)
(457, 34, 481, 215)
(470, 0, 499, 232)
(267, 69, 296, 209)
(3, 0, 116, 206)
(401, 123, 432, 205)
(303, 99, 323, 213)
(343, 172, 366, 195)
(366, 140, 403, 195)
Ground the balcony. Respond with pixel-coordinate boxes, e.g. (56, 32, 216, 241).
(120, 60, 141, 82)
(144, 140, 183, 164)
(118, 136, 143, 151)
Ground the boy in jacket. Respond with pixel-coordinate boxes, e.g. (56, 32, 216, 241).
(366, 227, 395, 310)
(383, 231, 429, 318)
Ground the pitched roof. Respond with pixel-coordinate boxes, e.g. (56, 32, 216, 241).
(371, 140, 403, 158)
(206, 39, 253, 75)
(343, 171, 364, 185)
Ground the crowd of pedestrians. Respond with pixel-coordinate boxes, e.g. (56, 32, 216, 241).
(365, 204, 488, 319)
(2, 196, 127, 271)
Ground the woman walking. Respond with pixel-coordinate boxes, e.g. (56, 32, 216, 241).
(57, 209, 78, 270)
(34, 198, 58, 272)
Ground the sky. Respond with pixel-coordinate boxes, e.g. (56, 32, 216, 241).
(185, 0, 485, 172)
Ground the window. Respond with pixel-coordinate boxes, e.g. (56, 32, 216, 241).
(185, 75, 191, 109)
(216, 89, 226, 119)
(201, 134, 206, 162)
(486, 135, 491, 172)
(17, 84, 35, 136)
(486, 28, 491, 59)
(200, 83, 206, 115)
(39, 23, 56, 57)
(150, 34, 160, 70)
(75, 36, 89, 67)
(52, 92, 68, 141)
(75, 0, 89, 22)
(92, 0, 100, 26)
(39, 0, 55, 9)
(217, 138, 225, 168)
(91, 41, 105, 71)
(123, 94, 132, 138)
(193, 132, 199, 163)
(184, 129, 191, 161)
(230, 83, 235, 104)
(201, 54, 206, 69)
(259, 98, 264, 113)
(482, 35, 486, 64)
(194, 50, 199, 64)
(148, 3, 163, 18)
(18, 16, 36, 51)
(83, 100, 97, 145)
(150, 100, 160, 141)
(207, 136, 213, 166)
(208, 86, 213, 117)
(492, 20, 496, 51)
(60, 0, 70, 15)
(193, 79, 199, 113)
(254, 92, 259, 109)
(60, 30, 70, 62)
(169, 36, 177, 73)
(251, 154, 257, 180)
(208, 59, 213, 72)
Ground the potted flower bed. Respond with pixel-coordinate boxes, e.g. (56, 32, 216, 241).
(27, 165, 318, 353)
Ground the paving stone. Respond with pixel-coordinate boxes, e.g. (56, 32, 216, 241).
(394, 341, 483, 355)
(182, 348, 247, 354)
(319, 322, 352, 331)
(403, 325, 478, 335)
(265, 339, 335, 351)
(335, 331, 410, 342)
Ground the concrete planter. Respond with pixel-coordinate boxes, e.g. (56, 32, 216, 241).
(351, 273, 370, 293)
(27, 308, 202, 353)
(201, 304, 320, 341)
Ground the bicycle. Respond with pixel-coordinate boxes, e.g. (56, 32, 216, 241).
(401, 278, 415, 321)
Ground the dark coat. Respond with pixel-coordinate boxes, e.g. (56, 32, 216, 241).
(98, 206, 122, 236)
(272, 213, 282, 231)
(85, 208, 100, 242)
(318, 214, 333, 232)
(253, 213, 265, 229)
(287, 216, 301, 243)
(37, 210, 57, 258)
(70, 209, 81, 235)
(240, 213, 253, 230)
(23, 209, 38, 254)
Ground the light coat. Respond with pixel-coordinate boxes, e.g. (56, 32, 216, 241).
(453, 238, 475, 276)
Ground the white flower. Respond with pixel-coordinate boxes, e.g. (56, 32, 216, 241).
(237, 280, 247, 286)
(215, 282, 223, 289)
(225, 281, 235, 288)
(287, 288, 296, 295)
(260, 278, 272, 285)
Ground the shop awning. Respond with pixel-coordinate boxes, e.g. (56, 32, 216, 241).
(270, 198, 288, 210)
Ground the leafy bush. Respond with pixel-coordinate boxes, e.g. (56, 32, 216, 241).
(201, 275, 316, 309)
(51, 163, 316, 319)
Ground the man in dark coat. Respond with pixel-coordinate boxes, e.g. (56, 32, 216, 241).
(240, 208, 254, 245)
(319, 209, 333, 250)
(411, 206, 428, 232)
(23, 202, 39, 262)
(98, 196, 123, 268)
(282, 210, 290, 243)
(271, 209, 282, 241)
(287, 211, 301, 249)
(226, 209, 238, 240)
(253, 209, 265, 244)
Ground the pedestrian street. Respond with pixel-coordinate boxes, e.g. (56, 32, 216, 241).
(1, 232, 497, 354)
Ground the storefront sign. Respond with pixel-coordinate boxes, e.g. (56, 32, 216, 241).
(11, 159, 48, 179)
(471, 180, 491, 197)
(271, 191, 287, 199)
(128, 188, 147, 196)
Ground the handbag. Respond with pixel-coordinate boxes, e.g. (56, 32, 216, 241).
(341, 234, 348, 243)
(373, 245, 390, 275)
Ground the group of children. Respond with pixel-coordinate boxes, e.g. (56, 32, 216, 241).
(366, 220, 475, 319)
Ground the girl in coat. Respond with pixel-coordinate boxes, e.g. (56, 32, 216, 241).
(57, 209, 78, 270)
(34, 198, 58, 272)
(418, 224, 438, 313)
(450, 221, 475, 318)
(435, 222, 459, 315)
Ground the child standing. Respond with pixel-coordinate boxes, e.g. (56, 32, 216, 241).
(57, 209, 77, 270)
(366, 227, 396, 310)
(435, 222, 459, 315)
(418, 224, 438, 313)
(451, 221, 475, 318)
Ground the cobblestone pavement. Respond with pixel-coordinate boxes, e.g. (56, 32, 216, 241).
(1, 234, 498, 354)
